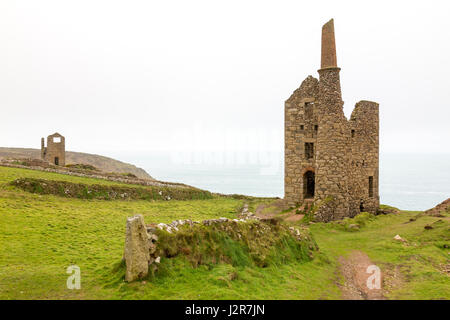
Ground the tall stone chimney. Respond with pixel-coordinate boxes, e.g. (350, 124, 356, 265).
(321, 19, 337, 69)
(41, 137, 45, 160)
(315, 18, 350, 220)
(318, 18, 342, 107)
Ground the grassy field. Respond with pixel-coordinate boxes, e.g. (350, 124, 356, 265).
(308, 212, 449, 299)
(0, 166, 448, 299)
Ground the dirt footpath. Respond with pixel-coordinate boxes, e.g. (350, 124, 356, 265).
(338, 251, 385, 300)
(255, 200, 305, 222)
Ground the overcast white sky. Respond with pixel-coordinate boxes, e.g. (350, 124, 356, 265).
(1, 0, 449, 157)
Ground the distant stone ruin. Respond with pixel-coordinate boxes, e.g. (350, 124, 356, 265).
(41, 132, 65, 166)
(284, 19, 379, 221)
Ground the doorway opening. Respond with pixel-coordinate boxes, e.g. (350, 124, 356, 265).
(359, 200, 365, 212)
(303, 171, 315, 199)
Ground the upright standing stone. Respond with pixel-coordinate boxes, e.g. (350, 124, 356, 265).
(124, 215, 150, 282)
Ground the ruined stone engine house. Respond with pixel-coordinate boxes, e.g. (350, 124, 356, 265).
(284, 19, 379, 221)
(41, 132, 66, 166)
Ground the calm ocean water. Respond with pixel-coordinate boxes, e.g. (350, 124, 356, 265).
(116, 152, 449, 211)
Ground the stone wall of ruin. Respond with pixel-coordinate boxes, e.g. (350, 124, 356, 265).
(348, 101, 380, 215)
(284, 75, 379, 221)
(42, 133, 66, 166)
(284, 76, 319, 206)
(313, 67, 351, 221)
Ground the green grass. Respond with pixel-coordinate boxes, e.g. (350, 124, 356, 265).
(0, 166, 134, 187)
(0, 166, 338, 300)
(306, 211, 450, 299)
(11, 177, 213, 201)
(0, 166, 448, 300)
(153, 220, 317, 270)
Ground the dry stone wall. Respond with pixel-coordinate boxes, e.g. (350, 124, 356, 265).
(123, 205, 317, 282)
(0, 159, 193, 189)
(124, 211, 263, 282)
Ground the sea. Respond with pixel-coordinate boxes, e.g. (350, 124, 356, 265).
(114, 152, 449, 211)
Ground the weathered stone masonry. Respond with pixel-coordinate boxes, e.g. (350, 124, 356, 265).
(284, 19, 379, 221)
(41, 132, 65, 166)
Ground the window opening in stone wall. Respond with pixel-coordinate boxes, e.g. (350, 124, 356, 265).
(305, 143, 314, 159)
(300, 125, 304, 130)
(351, 129, 355, 137)
(53, 137, 61, 143)
(314, 125, 318, 131)
(54, 157, 59, 165)
(369, 176, 374, 198)
(303, 171, 315, 199)
(305, 102, 314, 118)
